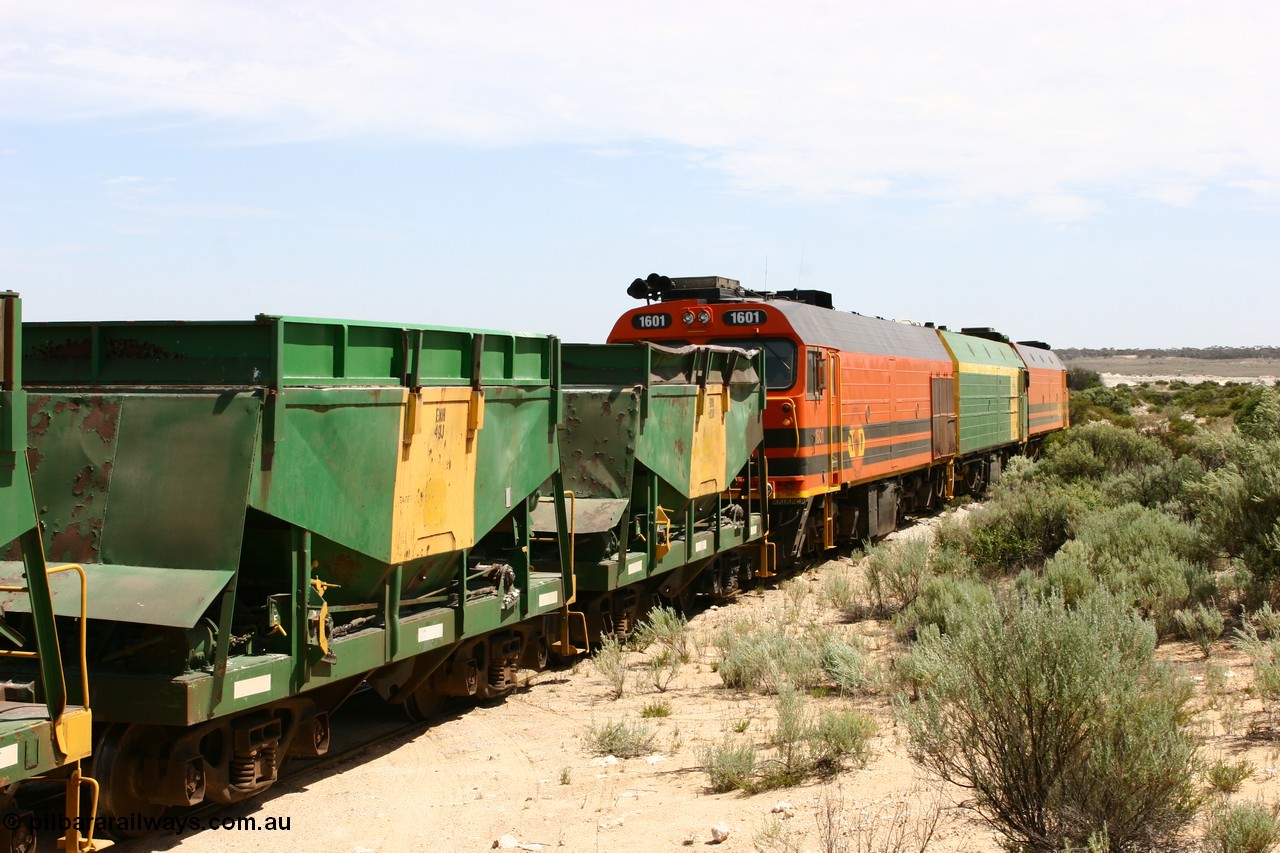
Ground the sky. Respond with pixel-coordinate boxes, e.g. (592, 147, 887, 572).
(2, 2, 1277, 348)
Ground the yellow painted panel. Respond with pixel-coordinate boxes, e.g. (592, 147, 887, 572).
(690, 386, 727, 497)
(391, 387, 479, 561)
(55, 707, 93, 761)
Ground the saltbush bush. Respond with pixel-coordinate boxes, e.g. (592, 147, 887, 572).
(1038, 421, 1171, 483)
(902, 591, 1199, 853)
(1192, 395, 1280, 597)
(1036, 503, 1212, 631)
(949, 479, 1089, 575)
(895, 575, 994, 639)
(1204, 801, 1280, 853)
(864, 538, 932, 613)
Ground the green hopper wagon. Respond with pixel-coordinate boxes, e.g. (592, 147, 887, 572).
(533, 343, 768, 637)
(1, 312, 572, 822)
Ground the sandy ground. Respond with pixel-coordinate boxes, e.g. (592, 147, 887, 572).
(97, 513, 1280, 853)
(1065, 355, 1280, 388)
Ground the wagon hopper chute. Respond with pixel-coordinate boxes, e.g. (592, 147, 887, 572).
(532, 343, 768, 635)
(2, 313, 572, 821)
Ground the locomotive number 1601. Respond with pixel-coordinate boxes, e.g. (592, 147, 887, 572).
(723, 309, 767, 327)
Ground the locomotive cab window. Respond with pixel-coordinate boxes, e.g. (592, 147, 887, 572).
(710, 337, 797, 390)
(806, 350, 827, 400)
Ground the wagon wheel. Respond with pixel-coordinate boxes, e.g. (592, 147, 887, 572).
(0, 792, 34, 853)
(403, 685, 451, 722)
(91, 723, 169, 833)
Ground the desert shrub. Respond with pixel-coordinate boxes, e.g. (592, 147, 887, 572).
(822, 565, 863, 614)
(1233, 622, 1280, 711)
(632, 605, 693, 661)
(956, 479, 1089, 575)
(893, 623, 951, 699)
(1250, 603, 1280, 638)
(1038, 421, 1171, 483)
(715, 613, 824, 694)
(761, 682, 812, 789)
(645, 648, 681, 692)
(1070, 386, 1137, 428)
(1067, 366, 1103, 391)
(818, 635, 867, 694)
(895, 575, 995, 639)
(1174, 604, 1225, 657)
(1102, 453, 1204, 508)
(1205, 759, 1254, 794)
(593, 634, 628, 698)
(753, 684, 876, 791)
(1204, 801, 1280, 853)
(929, 542, 976, 578)
(932, 513, 972, 554)
(585, 718, 656, 757)
(700, 737, 756, 793)
(864, 538, 931, 613)
(1039, 503, 1211, 631)
(902, 590, 1200, 852)
(1160, 415, 1203, 457)
(640, 699, 671, 718)
(1192, 409, 1280, 597)
(808, 708, 875, 770)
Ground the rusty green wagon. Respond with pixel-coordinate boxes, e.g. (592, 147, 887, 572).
(2, 312, 573, 822)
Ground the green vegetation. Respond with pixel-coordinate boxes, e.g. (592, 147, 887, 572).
(699, 683, 875, 793)
(640, 699, 672, 718)
(698, 379, 1280, 848)
(593, 634, 628, 699)
(902, 591, 1200, 853)
(886, 381, 1280, 851)
(1205, 759, 1253, 794)
(713, 610, 869, 696)
(584, 718, 657, 757)
(1204, 801, 1280, 853)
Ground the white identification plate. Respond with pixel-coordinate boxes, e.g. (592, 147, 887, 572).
(418, 623, 444, 643)
(538, 591, 559, 607)
(694, 539, 708, 553)
(627, 558, 643, 575)
(233, 674, 272, 700)
(0, 744, 17, 769)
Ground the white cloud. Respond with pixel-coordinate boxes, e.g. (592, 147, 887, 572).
(1025, 193, 1104, 223)
(1142, 184, 1203, 208)
(2, 1, 1278, 212)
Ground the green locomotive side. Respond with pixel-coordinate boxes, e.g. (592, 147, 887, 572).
(937, 330, 1027, 456)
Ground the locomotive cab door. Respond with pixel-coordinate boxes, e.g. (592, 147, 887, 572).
(930, 375, 957, 458)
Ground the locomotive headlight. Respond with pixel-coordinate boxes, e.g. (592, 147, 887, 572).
(697, 309, 711, 324)
(682, 310, 695, 325)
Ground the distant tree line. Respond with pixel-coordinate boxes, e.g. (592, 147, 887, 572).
(1059, 345, 1280, 360)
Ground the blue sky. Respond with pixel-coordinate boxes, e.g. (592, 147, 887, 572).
(2, 2, 1276, 348)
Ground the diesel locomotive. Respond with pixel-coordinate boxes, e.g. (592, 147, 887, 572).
(610, 274, 1068, 565)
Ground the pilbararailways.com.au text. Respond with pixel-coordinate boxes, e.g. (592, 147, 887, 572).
(6, 811, 291, 835)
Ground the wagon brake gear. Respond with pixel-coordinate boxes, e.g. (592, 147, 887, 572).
(309, 577, 340, 663)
